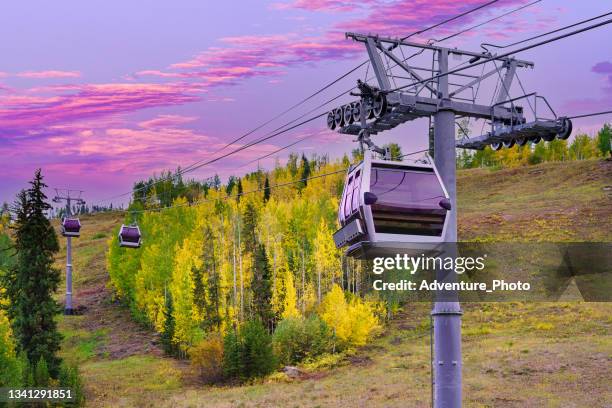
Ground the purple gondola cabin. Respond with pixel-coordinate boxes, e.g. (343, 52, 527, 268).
(61, 218, 81, 237)
(118, 224, 142, 248)
(333, 150, 451, 259)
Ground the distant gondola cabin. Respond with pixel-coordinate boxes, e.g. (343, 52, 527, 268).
(118, 224, 142, 248)
(61, 218, 81, 238)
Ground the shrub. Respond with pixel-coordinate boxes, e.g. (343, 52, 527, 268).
(191, 334, 224, 383)
(222, 328, 243, 380)
(241, 320, 276, 379)
(319, 284, 381, 349)
(222, 320, 276, 381)
(273, 315, 333, 365)
(33, 356, 50, 387)
(58, 362, 85, 407)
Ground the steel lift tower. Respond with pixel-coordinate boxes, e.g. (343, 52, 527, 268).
(327, 33, 572, 407)
(53, 188, 85, 315)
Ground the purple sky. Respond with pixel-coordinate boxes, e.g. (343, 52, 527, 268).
(1, 0, 611, 206)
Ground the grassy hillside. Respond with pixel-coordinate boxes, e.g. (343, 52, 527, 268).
(52, 159, 612, 407)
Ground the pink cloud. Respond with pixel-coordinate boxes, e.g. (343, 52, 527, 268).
(272, 0, 375, 12)
(0, 82, 202, 137)
(16, 70, 81, 79)
(137, 32, 361, 86)
(138, 114, 198, 129)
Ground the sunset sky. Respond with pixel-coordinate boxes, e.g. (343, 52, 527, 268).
(1, 0, 611, 206)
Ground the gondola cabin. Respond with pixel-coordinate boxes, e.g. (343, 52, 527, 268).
(118, 224, 142, 248)
(61, 218, 81, 238)
(333, 151, 451, 259)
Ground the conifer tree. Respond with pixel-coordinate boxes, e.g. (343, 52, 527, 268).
(241, 202, 258, 254)
(222, 325, 243, 379)
(263, 176, 271, 203)
(161, 290, 177, 356)
(236, 178, 243, 202)
(251, 244, 273, 330)
(298, 154, 311, 190)
(3, 170, 62, 376)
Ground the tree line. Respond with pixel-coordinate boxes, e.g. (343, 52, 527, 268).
(457, 123, 611, 169)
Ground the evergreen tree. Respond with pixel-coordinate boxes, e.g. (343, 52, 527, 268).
(33, 356, 50, 387)
(298, 154, 311, 190)
(597, 123, 611, 157)
(263, 176, 271, 203)
(161, 290, 177, 356)
(241, 320, 276, 378)
(225, 176, 236, 196)
(236, 178, 243, 202)
(3, 170, 62, 376)
(251, 244, 273, 330)
(222, 326, 243, 379)
(202, 226, 221, 331)
(241, 202, 258, 254)
(59, 363, 85, 406)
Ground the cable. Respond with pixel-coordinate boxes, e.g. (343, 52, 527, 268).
(387, 17, 612, 94)
(567, 110, 612, 119)
(434, 0, 542, 43)
(400, 0, 500, 41)
(481, 10, 612, 51)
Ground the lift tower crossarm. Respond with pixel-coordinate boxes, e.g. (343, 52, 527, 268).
(346, 32, 534, 68)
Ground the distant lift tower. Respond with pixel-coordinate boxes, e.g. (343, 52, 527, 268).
(53, 189, 85, 315)
(327, 33, 572, 407)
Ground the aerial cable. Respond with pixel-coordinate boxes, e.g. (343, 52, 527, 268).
(481, 10, 612, 52)
(567, 110, 612, 119)
(433, 0, 542, 44)
(400, 0, 500, 41)
(386, 16, 612, 94)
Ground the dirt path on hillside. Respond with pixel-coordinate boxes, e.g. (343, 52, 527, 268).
(55, 214, 164, 360)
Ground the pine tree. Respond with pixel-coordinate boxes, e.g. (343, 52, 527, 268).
(3, 170, 62, 376)
(241, 202, 258, 254)
(222, 326, 243, 379)
(251, 244, 273, 330)
(236, 178, 243, 202)
(241, 319, 276, 378)
(298, 154, 311, 190)
(202, 226, 221, 331)
(161, 290, 177, 356)
(263, 176, 271, 203)
(33, 356, 50, 387)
